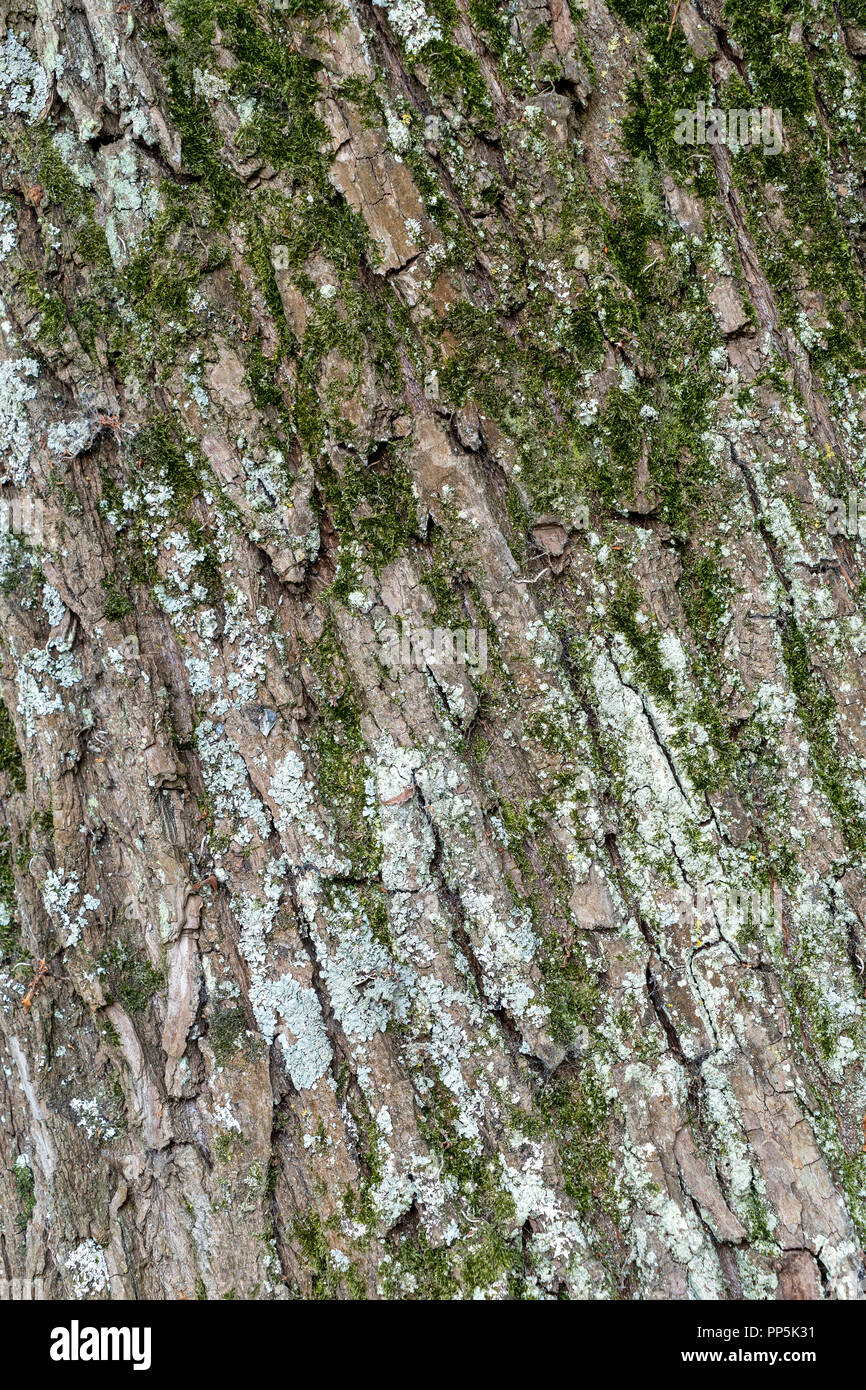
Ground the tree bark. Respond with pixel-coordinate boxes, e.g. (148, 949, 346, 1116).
(1, 0, 865, 1300)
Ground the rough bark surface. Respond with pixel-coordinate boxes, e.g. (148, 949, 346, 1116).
(1, 0, 866, 1301)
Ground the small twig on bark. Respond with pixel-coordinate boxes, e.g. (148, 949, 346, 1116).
(516, 568, 550, 585)
(191, 875, 219, 893)
(22, 958, 48, 1011)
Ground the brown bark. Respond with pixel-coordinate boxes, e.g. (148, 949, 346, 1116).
(0, 0, 865, 1299)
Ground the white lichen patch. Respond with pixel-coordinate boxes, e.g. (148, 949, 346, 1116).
(268, 751, 350, 874)
(197, 720, 271, 848)
(0, 356, 39, 484)
(15, 644, 82, 740)
(41, 583, 66, 630)
(383, 0, 442, 57)
(232, 862, 332, 1091)
(42, 871, 100, 949)
(45, 418, 95, 458)
(69, 1095, 116, 1142)
(0, 200, 16, 260)
(499, 1142, 597, 1296)
(0, 31, 50, 123)
(64, 1239, 110, 1298)
(306, 882, 407, 1042)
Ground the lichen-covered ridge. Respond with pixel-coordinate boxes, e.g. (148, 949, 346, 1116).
(0, 0, 865, 1299)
